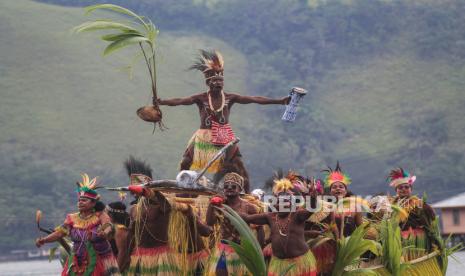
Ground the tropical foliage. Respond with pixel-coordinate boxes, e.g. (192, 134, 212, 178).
(378, 207, 410, 276)
(73, 4, 165, 129)
(331, 223, 380, 276)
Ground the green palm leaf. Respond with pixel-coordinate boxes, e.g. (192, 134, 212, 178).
(101, 32, 144, 42)
(73, 20, 137, 33)
(332, 223, 380, 276)
(103, 36, 150, 56)
(85, 4, 148, 29)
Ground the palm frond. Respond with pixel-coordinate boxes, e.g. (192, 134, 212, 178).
(331, 223, 380, 276)
(85, 3, 148, 29)
(74, 3, 163, 128)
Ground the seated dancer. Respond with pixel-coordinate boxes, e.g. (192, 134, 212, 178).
(242, 177, 318, 276)
(205, 172, 264, 276)
(388, 168, 436, 260)
(157, 50, 290, 193)
(324, 162, 363, 238)
(35, 174, 120, 276)
(122, 156, 212, 276)
(106, 201, 130, 270)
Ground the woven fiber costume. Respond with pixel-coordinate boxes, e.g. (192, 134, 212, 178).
(124, 156, 211, 276)
(124, 157, 178, 276)
(55, 174, 120, 276)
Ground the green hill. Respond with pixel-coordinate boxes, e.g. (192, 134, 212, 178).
(0, 0, 264, 249)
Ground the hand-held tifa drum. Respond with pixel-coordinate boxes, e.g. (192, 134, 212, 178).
(282, 87, 307, 122)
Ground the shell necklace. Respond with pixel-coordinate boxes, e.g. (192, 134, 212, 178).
(208, 91, 225, 113)
(275, 213, 292, 237)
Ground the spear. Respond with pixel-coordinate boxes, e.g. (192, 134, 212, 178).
(106, 138, 240, 194)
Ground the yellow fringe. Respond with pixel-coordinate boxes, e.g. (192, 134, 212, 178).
(68, 212, 100, 229)
(133, 197, 150, 249)
(168, 210, 195, 276)
(187, 129, 223, 173)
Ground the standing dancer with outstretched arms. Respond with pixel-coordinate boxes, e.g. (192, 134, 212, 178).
(157, 50, 289, 193)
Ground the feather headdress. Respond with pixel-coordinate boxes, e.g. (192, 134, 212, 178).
(124, 155, 153, 186)
(77, 173, 100, 200)
(189, 49, 224, 81)
(272, 178, 295, 195)
(286, 170, 307, 193)
(388, 167, 416, 188)
(322, 161, 351, 188)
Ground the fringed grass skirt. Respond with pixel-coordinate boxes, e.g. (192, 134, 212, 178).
(62, 252, 120, 276)
(268, 250, 317, 276)
(125, 246, 178, 276)
(187, 129, 223, 173)
(204, 242, 251, 276)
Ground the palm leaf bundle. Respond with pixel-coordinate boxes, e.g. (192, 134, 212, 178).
(332, 222, 380, 276)
(73, 4, 165, 130)
(378, 206, 409, 276)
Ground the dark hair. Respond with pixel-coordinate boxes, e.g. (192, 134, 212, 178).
(94, 200, 106, 212)
(107, 201, 130, 227)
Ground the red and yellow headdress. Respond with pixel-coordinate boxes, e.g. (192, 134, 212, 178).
(272, 178, 295, 195)
(323, 161, 351, 188)
(77, 173, 100, 200)
(286, 170, 307, 193)
(190, 49, 224, 82)
(388, 167, 416, 188)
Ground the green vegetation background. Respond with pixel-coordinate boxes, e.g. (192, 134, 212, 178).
(1, 0, 464, 250)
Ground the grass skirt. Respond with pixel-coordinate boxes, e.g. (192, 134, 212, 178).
(63, 252, 120, 276)
(187, 129, 223, 173)
(204, 242, 251, 276)
(268, 250, 317, 276)
(311, 239, 336, 274)
(185, 250, 209, 276)
(125, 246, 178, 276)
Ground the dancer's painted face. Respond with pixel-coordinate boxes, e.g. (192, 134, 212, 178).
(224, 181, 240, 197)
(78, 197, 96, 212)
(396, 183, 412, 198)
(208, 77, 224, 92)
(330, 182, 347, 198)
(276, 191, 296, 211)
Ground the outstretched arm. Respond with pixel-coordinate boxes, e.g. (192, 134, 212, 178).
(241, 213, 269, 226)
(229, 93, 290, 105)
(35, 230, 65, 247)
(157, 95, 199, 106)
